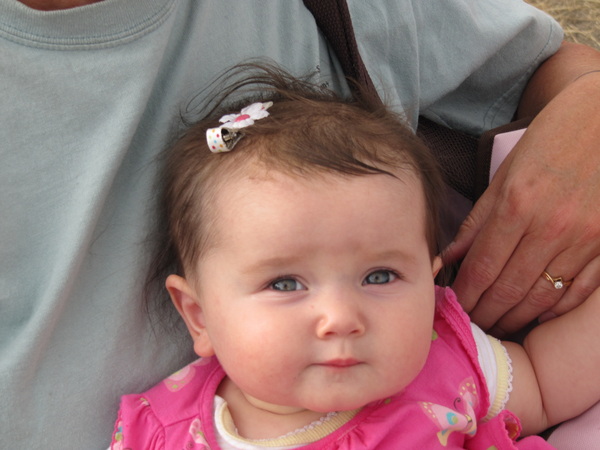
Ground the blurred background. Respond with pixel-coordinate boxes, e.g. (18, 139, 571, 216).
(528, 0, 600, 49)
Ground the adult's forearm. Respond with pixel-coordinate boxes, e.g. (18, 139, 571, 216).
(517, 41, 600, 119)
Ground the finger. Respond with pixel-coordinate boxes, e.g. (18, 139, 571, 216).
(487, 243, 597, 336)
(442, 170, 505, 266)
(488, 274, 567, 337)
(442, 204, 487, 266)
(451, 188, 526, 313)
(467, 227, 557, 331)
(548, 254, 600, 317)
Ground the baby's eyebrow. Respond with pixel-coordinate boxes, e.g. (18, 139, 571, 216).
(241, 249, 420, 275)
(240, 255, 302, 276)
(369, 249, 419, 262)
(350, 248, 421, 269)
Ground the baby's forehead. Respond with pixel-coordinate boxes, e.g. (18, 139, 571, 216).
(191, 154, 434, 271)
(212, 164, 424, 217)
(199, 166, 431, 262)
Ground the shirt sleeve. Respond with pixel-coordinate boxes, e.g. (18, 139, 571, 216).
(111, 395, 165, 450)
(470, 323, 514, 422)
(347, 0, 563, 134)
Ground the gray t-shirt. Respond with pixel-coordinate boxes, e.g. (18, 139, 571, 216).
(0, 0, 561, 448)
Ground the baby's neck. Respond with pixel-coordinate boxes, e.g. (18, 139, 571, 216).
(217, 377, 332, 440)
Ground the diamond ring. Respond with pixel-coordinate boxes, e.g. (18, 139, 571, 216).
(542, 271, 573, 290)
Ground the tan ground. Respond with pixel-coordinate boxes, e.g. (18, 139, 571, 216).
(528, 0, 600, 49)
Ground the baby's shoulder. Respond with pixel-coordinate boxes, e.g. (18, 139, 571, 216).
(111, 357, 224, 449)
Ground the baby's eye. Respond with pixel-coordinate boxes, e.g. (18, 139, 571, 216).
(363, 270, 397, 285)
(271, 278, 305, 291)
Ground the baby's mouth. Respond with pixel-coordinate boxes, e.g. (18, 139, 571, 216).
(318, 358, 361, 368)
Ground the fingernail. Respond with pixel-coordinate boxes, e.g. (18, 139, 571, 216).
(538, 311, 557, 323)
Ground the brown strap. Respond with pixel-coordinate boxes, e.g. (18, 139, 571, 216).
(417, 117, 479, 200)
(302, 0, 380, 102)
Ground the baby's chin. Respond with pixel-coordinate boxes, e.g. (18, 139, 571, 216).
(248, 379, 406, 415)
(299, 390, 396, 414)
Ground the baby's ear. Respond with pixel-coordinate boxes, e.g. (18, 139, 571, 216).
(165, 274, 215, 357)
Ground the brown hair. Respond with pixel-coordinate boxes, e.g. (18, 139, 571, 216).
(146, 63, 445, 324)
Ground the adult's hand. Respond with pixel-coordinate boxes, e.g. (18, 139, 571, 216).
(446, 42, 600, 336)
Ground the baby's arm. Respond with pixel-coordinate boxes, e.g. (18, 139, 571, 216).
(504, 287, 600, 436)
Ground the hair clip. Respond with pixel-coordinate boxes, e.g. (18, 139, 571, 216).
(206, 101, 272, 153)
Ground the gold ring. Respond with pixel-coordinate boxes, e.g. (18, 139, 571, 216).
(542, 271, 573, 290)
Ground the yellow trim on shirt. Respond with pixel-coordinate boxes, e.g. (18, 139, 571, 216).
(484, 335, 513, 422)
(216, 398, 359, 447)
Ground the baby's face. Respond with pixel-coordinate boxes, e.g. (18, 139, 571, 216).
(186, 169, 440, 414)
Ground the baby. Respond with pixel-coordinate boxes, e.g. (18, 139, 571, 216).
(111, 66, 600, 449)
